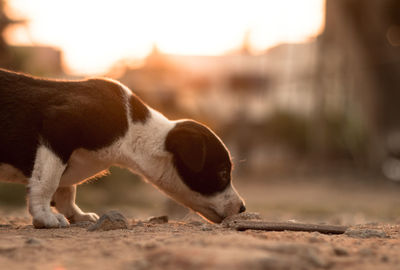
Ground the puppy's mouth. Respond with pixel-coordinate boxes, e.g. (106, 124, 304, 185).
(196, 206, 225, 224)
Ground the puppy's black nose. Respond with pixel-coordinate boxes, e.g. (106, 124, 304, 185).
(239, 202, 246, 213)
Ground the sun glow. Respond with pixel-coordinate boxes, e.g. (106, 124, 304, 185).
(5, 0, 325, 75)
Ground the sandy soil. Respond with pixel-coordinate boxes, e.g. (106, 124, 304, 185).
(1, 175, 400, 270)
(0, 214, 399, 270)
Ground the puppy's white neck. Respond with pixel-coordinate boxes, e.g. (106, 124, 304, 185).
(118, 108, 175, 183)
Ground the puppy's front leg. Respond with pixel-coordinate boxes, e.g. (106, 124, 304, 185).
(28, 145, 69, 228)
(52, 185, 99, 223)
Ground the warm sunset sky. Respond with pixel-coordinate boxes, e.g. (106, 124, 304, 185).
(5, 0, 325, 75)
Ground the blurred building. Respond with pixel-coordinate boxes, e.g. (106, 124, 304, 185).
(117, 42, 319, 125)
(8, 45, 64, 76)
(0, 0, 64, 77)
(114, 41, 321, 175)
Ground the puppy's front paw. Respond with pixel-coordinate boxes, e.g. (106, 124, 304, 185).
(70, 212, 99, 223)
(33, 212, 70, 229)
(55, 213, 70, 227)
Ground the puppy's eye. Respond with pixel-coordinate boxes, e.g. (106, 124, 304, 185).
(219, 170, 229, 181)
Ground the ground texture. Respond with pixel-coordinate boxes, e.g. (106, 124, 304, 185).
(1, 174, 400, 269)
(0, 216, 399, 270)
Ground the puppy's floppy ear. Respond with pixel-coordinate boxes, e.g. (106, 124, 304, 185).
(166, 126, 206, 173)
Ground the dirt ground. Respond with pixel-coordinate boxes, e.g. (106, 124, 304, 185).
(0, 216, 399, 270)
(1, 175, 400, 270)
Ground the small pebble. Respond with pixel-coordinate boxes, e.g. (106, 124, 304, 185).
(333, 247, 349, 256)
(133, 221, 144, 227)
(308, 236, 324, 243)
(25, 238, 42, 246)
(381, 255, 390, 262)
(200, 224, 213, 231)
(88, 210, 128, 231)
(143, 242, 158, 250)
(102, 250, 113, 257)
(358, 248, 374, 257)
(304, 249, 328, 268)
(308, 232, 325, 243)
(147, 216, 169, 224)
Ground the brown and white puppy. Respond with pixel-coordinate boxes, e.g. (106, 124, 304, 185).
(0, 68, 245, 228)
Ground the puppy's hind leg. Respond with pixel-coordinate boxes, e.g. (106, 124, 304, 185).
(52, 185, 99, 223)
(28, 145, 69, 228)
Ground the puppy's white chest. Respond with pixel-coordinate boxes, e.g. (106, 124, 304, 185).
(59, 149, 110, 187)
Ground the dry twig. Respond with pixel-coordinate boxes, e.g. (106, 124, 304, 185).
(228, 220, 348, 234)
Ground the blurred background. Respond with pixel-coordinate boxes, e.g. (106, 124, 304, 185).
(1, 0, 400, 225)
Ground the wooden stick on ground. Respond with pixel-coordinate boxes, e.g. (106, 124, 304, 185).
(228, 220, 348, 235)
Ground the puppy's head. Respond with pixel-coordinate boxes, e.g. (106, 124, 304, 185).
(165, 120, 245, 223)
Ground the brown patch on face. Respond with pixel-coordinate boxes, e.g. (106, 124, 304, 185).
(165, 120, 232, 196)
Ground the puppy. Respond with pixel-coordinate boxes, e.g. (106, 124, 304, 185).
(0, 68, 245, 228)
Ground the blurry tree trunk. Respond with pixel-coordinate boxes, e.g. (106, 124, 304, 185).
(317, 0, 400, 169)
